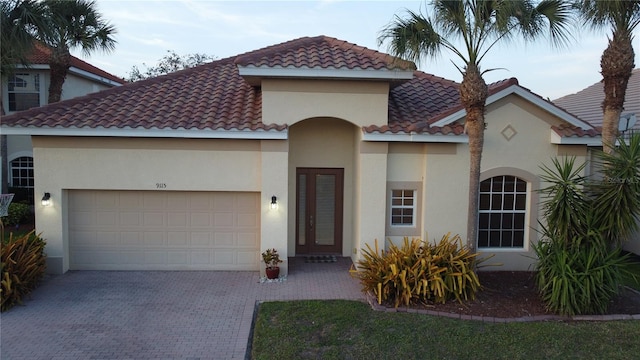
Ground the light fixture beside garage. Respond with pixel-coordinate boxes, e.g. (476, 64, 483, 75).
(41, 192, 51, 206)
(270, 195, 278, 210)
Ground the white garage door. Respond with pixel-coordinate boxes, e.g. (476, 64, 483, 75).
(69, 190, 260, 270)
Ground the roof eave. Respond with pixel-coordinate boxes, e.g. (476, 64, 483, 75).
(550, 131, 601, 145)
(362, 132, 468, 143)
(0, 126, 288, 140)
(15, 63, 123, 87)
(238, 65, 414, 85)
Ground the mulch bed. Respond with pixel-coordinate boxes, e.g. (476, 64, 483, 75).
(411, 271, 640, 318)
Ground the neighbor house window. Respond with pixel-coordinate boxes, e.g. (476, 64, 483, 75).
(10, 156, 34, 188)
(391, 190, 415, 226)
(478, 175, 527, 248)
(8, 73, 40, 111)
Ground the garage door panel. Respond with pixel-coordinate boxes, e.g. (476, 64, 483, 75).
(238, 232, 259, 247)
(96, 211, 117, 226)
(69, 190, 260, 270)
(120, 212, 142, 226)
(238, 213, 259, 227)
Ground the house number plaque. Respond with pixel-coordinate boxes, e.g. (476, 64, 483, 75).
(156, 183, 167, 189)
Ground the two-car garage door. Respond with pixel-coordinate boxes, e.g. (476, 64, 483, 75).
(69, 190, 260, 270)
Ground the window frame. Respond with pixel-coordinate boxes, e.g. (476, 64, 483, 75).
(386, 181, 422, 237)
(477, 168, 538, 252)
(7, 72, 42, 112)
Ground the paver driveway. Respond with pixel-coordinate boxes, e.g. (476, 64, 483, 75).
(1, 258, 363, 359)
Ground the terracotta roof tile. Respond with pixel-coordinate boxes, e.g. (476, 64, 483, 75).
(28, 42, 125, 84)
(235, 36, 416, 71)
(1, 36, 587, 140)
(551, 124, 601, 138)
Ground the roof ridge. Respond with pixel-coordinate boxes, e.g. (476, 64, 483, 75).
(234, 35, 416, 71)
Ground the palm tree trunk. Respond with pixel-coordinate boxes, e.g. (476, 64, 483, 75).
(460, 65, 488, 252)
(1, 91, 7, 194)
(48, 46, 71, 103)
(600, 32, 635, 154)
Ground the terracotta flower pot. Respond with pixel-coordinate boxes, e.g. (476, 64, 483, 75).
(265, 267, 280, 279)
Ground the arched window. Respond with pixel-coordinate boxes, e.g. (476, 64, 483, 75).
(478, 175, 528, 248)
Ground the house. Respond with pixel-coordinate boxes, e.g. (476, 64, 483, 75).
(1, 42, 125, 202)
(553, 68, 640, 254)
(0, 36, 600, 275)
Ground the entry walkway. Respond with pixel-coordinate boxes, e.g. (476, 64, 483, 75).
(0, 257, 364, 359)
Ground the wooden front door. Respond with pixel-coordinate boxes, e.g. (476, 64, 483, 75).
(295, 168, 343, 254)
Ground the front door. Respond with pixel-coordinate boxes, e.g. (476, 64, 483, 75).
(296, 168, 343, 254)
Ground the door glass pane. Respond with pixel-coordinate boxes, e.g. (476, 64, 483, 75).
(315, 174, 335, 246)
(298, 174, 306, 246)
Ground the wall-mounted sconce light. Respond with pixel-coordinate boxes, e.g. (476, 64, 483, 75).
(270, 195, 278, 210)
(41, 192, 51, 206)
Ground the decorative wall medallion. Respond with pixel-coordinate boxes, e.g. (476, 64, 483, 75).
(501, 124, 517, 141)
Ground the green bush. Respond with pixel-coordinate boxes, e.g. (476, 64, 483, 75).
(1, 231, 47, 312)
(533, 230, 631, 316)
(1, 203, 32, 227)
(350, 233, 483, 307)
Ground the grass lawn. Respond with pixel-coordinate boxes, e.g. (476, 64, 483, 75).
(251, 300, 640, 360)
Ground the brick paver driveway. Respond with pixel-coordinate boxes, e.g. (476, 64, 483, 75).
(1, 258, 363, 359)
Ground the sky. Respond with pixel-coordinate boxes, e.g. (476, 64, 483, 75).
(76, 0, 640, 100)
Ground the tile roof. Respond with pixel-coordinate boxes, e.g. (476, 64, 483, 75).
(551, 123, 601, 138)
(28, 42, 126, 85)
(235, 35, 416, 71)
(2, 57, 276, 131)
(1, 36, 594, 140)
(553, 68, 640, 131)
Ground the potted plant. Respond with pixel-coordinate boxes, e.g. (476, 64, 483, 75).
(262, 248, 283, 279)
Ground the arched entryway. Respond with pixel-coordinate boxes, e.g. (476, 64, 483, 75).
(287, 117, 357, 256)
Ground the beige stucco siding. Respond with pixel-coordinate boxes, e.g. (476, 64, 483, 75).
(262, 79, 389, 127)
(382, 95, 591, 271)
(61, 73, 114, 100)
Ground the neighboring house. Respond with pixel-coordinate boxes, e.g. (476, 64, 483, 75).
(1, 36, 600, 275)
(1, 42, 125, 202)
(553, 68, 640, 254)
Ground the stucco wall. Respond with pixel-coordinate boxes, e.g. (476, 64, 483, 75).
(383, 94, 590, 271)
(33, 136, 265, 273)
(262, 79, 389, 127)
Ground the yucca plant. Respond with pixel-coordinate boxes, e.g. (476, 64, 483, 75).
(350, 233, 482, 307)
(536, 135, 640, 315)
(1, 231, 47, 312)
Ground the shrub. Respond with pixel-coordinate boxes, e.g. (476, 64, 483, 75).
(533, 234, 631, 316)
(1, 203, 32, 227)
(1, 231, 47, 312)
(350, 233, 482, 307)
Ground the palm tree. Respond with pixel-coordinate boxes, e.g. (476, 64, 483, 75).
(40, 0, 116, 103)
(575, 0, 640, 154)
(379, 0, 572, 251)
(0, 0, 49, 194)
(0, 0, 48, 79)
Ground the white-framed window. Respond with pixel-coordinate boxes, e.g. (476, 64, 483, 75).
(478, 175, 528, 249)
(391, 189, 415, 226)
(386, 181, 422, 237)
(8, 73, 41, 111)
(10, 156, 34, 188)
